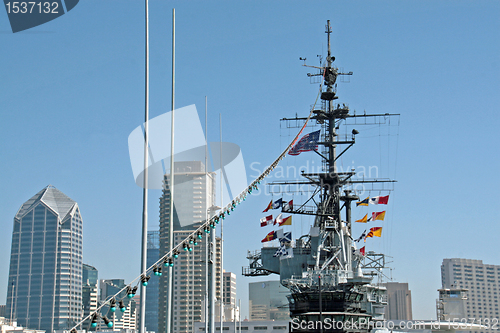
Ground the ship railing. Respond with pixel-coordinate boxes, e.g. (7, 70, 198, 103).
(246, 250, 261, 260)
(288, 269, 341, 288)
(366, 294, 387, 304)
(282, 204, 336, 216)
(241, 266, 272, 276)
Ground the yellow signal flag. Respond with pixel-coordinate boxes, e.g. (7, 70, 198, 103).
(279, 216, 292, 226)
(371, 211, 386, 221)
(364, 227, 383, 242)
(356, 214, 368, 223)
(371, 227, 382, 237)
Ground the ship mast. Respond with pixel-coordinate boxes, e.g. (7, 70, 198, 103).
(242, 20, 400, 333)
(325, 20, 338, 213)
(312, 20, 354, 274)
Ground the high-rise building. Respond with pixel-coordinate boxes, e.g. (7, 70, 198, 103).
(145, 231, 160, 333)
(82, 264, 98, 329)
(6, 185, 83, 332)
(211, 271, 239, 322)
(158, 161, 221, 333)
(223, 272, 238, 321)
(441, 258, 500, 333)
(249, 281, 290, 321)
(382, 282, 412, 320)
(98, 279, 137, 330)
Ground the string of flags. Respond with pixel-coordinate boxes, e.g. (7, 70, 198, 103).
(260, 214, 293, 227)
(356, 195, 389, 206)
(355, 211, 386, 223)
(263, 198, 293, 212)
(354, 227, 383, 243)
(355, 195, 387, 247)
(260, 196, 294, 258)
(262, 229, 292, 243)
(355, 195, 389, 223)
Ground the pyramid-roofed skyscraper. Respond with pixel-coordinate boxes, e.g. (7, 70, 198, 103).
(6, 185, 83, 332)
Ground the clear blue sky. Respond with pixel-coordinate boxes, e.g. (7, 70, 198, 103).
(1, 0, 499, 321)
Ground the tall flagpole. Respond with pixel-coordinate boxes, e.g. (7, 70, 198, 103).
(208, 107, 215, 332)
(166, 7, 175, 333)
(204, 96, 209, 333)
(238, 299, 241, 333)
(139, 0, 149, 333)
(219, 114, 224, 332)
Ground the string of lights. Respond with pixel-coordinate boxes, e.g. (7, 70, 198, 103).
(70, 84, 324, 332)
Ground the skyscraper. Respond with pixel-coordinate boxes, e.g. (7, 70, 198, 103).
(6, 185, 83, 332)
(82, 264, 98, 329)
(441, 258, 500, 332)
(382, 282, 412, 320)
(158, 161, 221, 333)
(145, 231, 160, 333)
(222, 272, 238, 321)
(223, 272, 237, 312)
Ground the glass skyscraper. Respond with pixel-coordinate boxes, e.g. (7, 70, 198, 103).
(6, 185, 83, 332)
(158, 161, 221, 333)
(145, 231, 159, 333)
(82, 264, 98, 330)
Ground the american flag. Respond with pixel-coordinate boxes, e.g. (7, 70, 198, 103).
(288, 130, 321, 156)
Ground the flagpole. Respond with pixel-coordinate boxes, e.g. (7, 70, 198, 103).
(166, 7, 175, 333)
(204, 96, 209, 333)
(139, 1, 149, 332)
(319, 274, 323, 333)
(219, 113, 224, 332)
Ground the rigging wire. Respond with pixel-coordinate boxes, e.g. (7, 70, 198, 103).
(388, 115, 400, 260)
